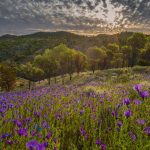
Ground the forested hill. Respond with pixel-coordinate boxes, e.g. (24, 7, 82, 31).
(0, 31, 134, 63)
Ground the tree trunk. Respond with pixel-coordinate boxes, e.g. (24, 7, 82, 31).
(48, 78, 51, 85)
(6, 83, 10, 91)
(33, 82, 36, 89)
(122, 57, 124, 68)
(103, 59, 106, 69)
(29, 80, 31, 90)
(98, 63, 101, 70)
(69, 74, 72, 80)
(131, 51, 136, 67)
(62, 75, 64, 85)
(55, 77, 57, 84)
(92, 69, 95, 74)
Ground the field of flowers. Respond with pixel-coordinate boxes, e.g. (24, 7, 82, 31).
(0, 70, 150, 150)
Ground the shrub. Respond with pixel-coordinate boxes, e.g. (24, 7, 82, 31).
(0, 64, 16, 91)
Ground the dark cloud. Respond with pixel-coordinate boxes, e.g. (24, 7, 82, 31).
(0, 0, 149, 35)
(110, 0, 150, 22)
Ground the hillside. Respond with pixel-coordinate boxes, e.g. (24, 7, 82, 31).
(0, 31, 134, 63)
(0, 67, 150, 149)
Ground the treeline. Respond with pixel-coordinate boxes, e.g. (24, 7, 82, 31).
(0, 32, 150, 91)
(17, 44, 87, 89)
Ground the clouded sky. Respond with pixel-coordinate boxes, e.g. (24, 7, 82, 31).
(0, 0, 150, 35)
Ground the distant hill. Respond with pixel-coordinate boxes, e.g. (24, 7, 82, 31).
(0, 31, 138, 63)
(0, 34, 17, 39)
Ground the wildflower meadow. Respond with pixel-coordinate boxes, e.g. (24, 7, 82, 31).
(0, 70, 150, 150)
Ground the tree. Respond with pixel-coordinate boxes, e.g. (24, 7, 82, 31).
(110, 53, 123, 68)
(106, 43, 123, 68)
(51, 44, 69, 84)
(128, 33, 146, 66)
(65, 49, 76, 80)
(53, 44, 77, 81)
(86, 46, 106, 73)
(18, 63, 44, 90)
(34, 49, 58, 85)
(74, 51, 87, 74)
(121, 45, 132, 67)
(139, 42, 150, 66)
(0, 64, 16, 91)
(97, 47, 107, 69)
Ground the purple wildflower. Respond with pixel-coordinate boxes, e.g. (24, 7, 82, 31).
(80, 110, 84, 115)
(43, 142, 48, 148)
(133, 100, 142, 105)
(133, 84, 142, 92)
(54, 146, 57, 150)
(24, 118, 32, 124)
(96, 139, 102, 146)
(26, 140, 40, 150)
(38, 133, 42, 138)
(116, 103, 122, 110)
(124, 110, 132, 118)
(140, 91, 149, 99)
(9, 104, 14, 108)
(6, 140, 13, 145)
(80, 127, 88, 140)
(1, 133, 11, 139)
(31, 131, 37, 137)
(118, 121, 123, 127)
(46, 132, 52, 139)
(80, 127, 86, 136)
(101, 144, 107, 150)
(112, 110, 118, 119)
(128, 131, 136, 141)
(42, 121, 49, 128)
(85, 134, 88, 140)
(124, 98, 131, 106)
(34, 111, 41, 118)
(38, 143, 46, 150)
(136, 119, 145, 125)
(26, 140, 46, 150)
(54, 138, 57, 144)
(144, 127, 150, 136)
(16, 128, 28, 137)
(14, 119, 22, 128)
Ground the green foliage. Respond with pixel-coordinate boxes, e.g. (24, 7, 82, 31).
(34, 49, 58, 84)
(105, 43, 122, 68)
(127, 33, 147, 66)
(75, 51, 87, 74)
(0, 32, 150, 87)
(18, 63, 44, 89)
(117, 73, 131, 83)
(132, 66, 150, 73)
(0, 31, 122, 63)
(121, 45, 132, 67)
(139, 42, 150, 66)
(0, 63, 16, 91)
(1, 31, 148, 64)
(34, 44, 88, 83)
(86, 46, 107, 73)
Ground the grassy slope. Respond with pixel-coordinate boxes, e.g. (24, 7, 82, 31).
(15, 66, 150, 90)
(0, 66, 150, 149)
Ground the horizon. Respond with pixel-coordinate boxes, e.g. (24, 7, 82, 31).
(0, 30, 149, 38)
(0, 0, 150, 36)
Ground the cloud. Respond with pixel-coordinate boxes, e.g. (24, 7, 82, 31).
(0, 0, 149, 35)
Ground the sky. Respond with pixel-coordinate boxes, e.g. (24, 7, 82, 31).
(0, 0, 150, 36)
